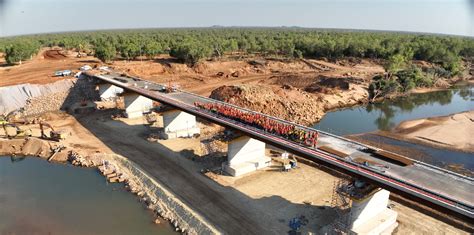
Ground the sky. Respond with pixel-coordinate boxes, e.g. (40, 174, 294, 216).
(0, 0, 473, 37)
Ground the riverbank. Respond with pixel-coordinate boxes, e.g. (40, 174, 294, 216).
(1, 110, 471, 234)
(0, 53, 472, 233)
(389, 111, 474, 153)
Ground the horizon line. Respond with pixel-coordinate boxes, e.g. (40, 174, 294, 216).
(1, 26, 472, 39)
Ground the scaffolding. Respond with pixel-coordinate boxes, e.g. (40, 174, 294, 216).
(330, 179, 352, 234)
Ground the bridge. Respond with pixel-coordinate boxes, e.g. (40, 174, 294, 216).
(85, 71, 473, 229)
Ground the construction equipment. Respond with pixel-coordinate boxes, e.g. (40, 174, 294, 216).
(39, 122, 67, 141)
(0, 115, 8, 125)
(1, 123, 32, 139)
(0, 113, 32, 139)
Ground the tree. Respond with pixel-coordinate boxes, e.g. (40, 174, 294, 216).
(94, 41, 116, 62)
(143, 41, 162, 59)
(170, 41, 212, 65)
(119, 41, 141, 60)
(441, 52, 462, 76)
(396, 65, 430, 92)
(5, 40, 39, 65)
(384, 54, 407, 75)
(369, 75, 400, 101)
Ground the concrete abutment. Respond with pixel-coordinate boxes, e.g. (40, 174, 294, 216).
(123, 92, 154, 118)
(160, 109, 200, 139)
(97, 83, 123, 101)
(349, 188, 398, 235)
(224, 136, 271, 176)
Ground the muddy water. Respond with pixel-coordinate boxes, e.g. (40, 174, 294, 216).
(0, 157, 176, 235)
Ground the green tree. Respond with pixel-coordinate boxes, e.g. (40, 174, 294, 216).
(384, 54, 407, 75)
(120, 42, 141, 60)
(94, 41, 116, 62)
(5, 40, 39, 65)
(143, 41, 162, 59)
(396, 65, 430, 92)
(170, 41, 212, 64)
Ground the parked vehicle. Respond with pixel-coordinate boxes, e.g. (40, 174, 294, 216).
(80, 65, 92, 71)
(98, 66, 110, 71)
(54, 70, 72, 77)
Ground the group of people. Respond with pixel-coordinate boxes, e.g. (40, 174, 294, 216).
(194, 102, 319, 148)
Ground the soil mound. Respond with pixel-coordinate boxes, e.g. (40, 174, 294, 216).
(210, 85, 325, 125)
(43, 50, 67, 60)
(305, 76, 351, 94)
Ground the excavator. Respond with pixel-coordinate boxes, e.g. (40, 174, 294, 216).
(39, 122, 67, 141)
(1, 123, 32, 139)
(0, 114, 32, 139)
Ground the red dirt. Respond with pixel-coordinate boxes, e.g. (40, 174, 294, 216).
(0, 48, 101, 87)
(43, 50, 68, 60)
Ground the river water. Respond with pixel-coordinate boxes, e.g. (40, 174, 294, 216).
(315, 85, 473, 135)
(0, 157, 176, 235)
(315, 85, 474, 172)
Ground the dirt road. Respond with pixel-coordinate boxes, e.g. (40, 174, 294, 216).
(0, 49, 100, 87)
(73, 111, 270, 234)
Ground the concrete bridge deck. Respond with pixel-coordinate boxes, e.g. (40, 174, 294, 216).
(86, 72, 474, 220)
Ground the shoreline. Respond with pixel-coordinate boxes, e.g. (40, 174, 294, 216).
(313, 82, 471, 126)
(389, 111, 474, 153)
(0, 138, 220, 234)
(0, 76, 471, 233)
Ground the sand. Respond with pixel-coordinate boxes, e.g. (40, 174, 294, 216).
(394, 111, 474, 153)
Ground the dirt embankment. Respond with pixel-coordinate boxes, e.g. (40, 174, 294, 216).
(209, 78, 369, 126)
(210, 85, 325, 125)
(1, 49, 382, 125)
(390, 111, 474, 153)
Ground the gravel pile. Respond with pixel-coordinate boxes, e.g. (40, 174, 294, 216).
(19, 78, 99, 117)
(0, 79, 74, 115)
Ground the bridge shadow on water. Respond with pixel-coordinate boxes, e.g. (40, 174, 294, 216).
(68, 106, 339, 234)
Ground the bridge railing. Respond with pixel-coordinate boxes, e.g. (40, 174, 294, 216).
(181, 95, 474, 216)
(176, 89, 474, 182)
(92, 73, 474, 217)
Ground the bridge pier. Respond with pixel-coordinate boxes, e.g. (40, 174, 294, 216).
(98, 83, 123, 101)
(160, 109, 200, 139)
(348, 183, 398, 234)
(123, 92, 153, 118)
(224, 136, 271, 177)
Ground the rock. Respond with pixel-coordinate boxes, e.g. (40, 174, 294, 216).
(109, 177, 119, 183)
(154, 219, 161, 224)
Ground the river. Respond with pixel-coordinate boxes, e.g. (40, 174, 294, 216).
(315, 85, 474, 173)
(0, 157, 176, 235)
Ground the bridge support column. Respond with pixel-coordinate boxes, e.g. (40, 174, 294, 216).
(224, 136, 271, 177)
(123, 92, 153, 118)
(349, 188, 398, 235)
(98, 83, 123, 101)
(160, 109, 200, 139)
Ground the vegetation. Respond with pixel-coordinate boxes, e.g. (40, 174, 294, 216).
(1, 28, 472, 65)
(94, 40, 116, 62)
(0, 29, 472, 94)
(3, 40, 40, 65)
